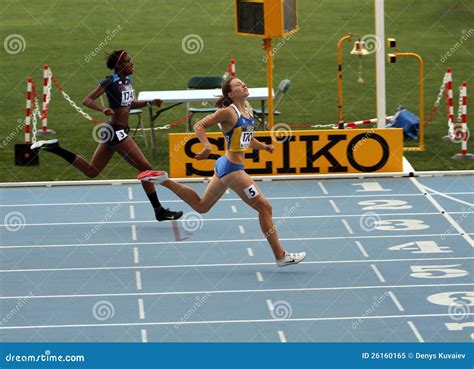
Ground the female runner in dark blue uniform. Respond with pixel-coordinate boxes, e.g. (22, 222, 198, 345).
(32, 50, 182, 221)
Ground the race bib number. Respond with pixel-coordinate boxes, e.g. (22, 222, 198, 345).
(240, 131, 253, 148)
(121, 88, 135, 106)
(115, 129, 128, 141)
(244, 184, 259, 199)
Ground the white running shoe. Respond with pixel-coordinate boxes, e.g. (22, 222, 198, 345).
(30, 139, 58, 150)
(136, 170, 169, 184)
(276, 252, 306, 267)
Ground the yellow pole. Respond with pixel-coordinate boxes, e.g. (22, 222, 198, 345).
(264, 38, 274, 130)
(337, 34, 353, 128)
(395, 52, 425, 151)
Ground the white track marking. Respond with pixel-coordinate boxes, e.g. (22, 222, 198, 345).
(239, 225, 245, 234)
(341, 219, 354, 234)
(129, 205, 135, 220)
(256, 272, 264, 282)
(266, 299, 274, 311)
(318, 182, 328, 195)
(411, 177, 474, 247)
(329, 200, 340, 213)
(355, 241, 369, 257)
(2, 283, 471, 300)
(278, 330, 287, 342)
(421, 183, 474, 207)
(371, 264, 386, 283)
(2, 256, 473, 273)
(0, 313, 470, 330)
(407, 321, 424, 342)
(141, 329, 148, 343)
(231, 205, 237, 213)
(138, 299, 145, 320)
(133, 247, 140, 264)
(131, 225, 137, 241)
(135, 271, 142, 290)
(247, 248, 254, 257)
(387, 291, 404, 312)
(1, 192, 473, 208)
(128, 187, 133, 200)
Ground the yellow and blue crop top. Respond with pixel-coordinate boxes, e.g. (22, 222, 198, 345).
(221, 104, 256, 152)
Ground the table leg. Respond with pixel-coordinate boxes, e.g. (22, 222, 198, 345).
(148, 105, 156, 159)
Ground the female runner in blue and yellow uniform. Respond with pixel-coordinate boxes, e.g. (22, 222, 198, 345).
(139, 78, 305, 266)
(32, 50, 182, 221)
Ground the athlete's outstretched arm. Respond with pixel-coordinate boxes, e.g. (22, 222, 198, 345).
(249, 137, 274, 153)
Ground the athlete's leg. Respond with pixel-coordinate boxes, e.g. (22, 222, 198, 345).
(220, 171, 285, 260)
(114, 137, 182, 220)
(73, 143, 114, 178)
(161, 174, 227, 213)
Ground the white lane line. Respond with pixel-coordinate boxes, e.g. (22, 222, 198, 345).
(329, 200, 340, 213)
(341, 219, 354, 234)
(388, 291, 404, 312)
(266, 299, 274, 312)
(1, 313, 471, 330)
(256, 272, 264, 282)
(2, 283, 472, 301)
(411, 177, 474, 247)
(129, 205, 135, 220)
(131, 225, 137, 241)
(141, 329, 148, 343)
(3, 211, 472, 228)
(355, 241, 369, 257)
(1, 233, 468, 250)
(247, 248, 254, 257)
(225, 189, 230, 195)
(128, 187, 133, 200)
(421, 183, 474, 207)
(407, 321, 425, 342)
(2, 192, 473, 208)
(278, 330, 287, 343)
(231, 205, 237, 213)
(371, 264, 386, 283)
(318, 182, 328, 195)
(135, 271, 143, 290)
(239, 225, 245, 234)
(133, 247, 140, 264)
(138, 298, 145, 320)
(3, 256, 473, 273)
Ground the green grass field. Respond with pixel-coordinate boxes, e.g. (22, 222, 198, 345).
(1, 0, 473, 183)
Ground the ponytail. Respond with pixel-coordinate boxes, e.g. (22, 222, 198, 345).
(215, 78, 235, 108)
